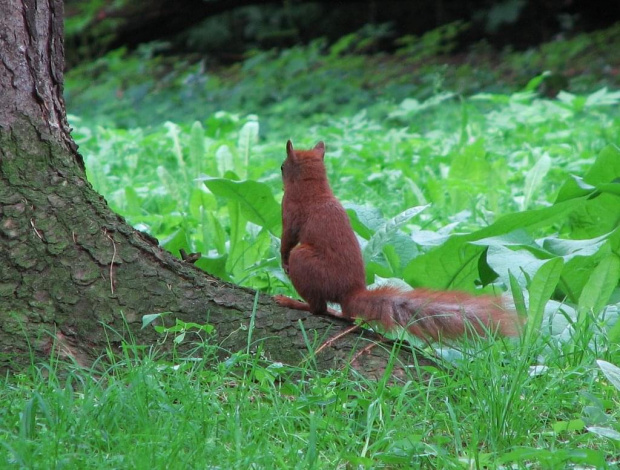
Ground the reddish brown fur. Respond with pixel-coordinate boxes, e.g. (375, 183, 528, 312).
(277, 141, 521, 341)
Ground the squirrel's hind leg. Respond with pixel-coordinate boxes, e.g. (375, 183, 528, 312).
(274, 295, 344, 318)
(278, 243, 346, 318)
(274, 295, 312, 311)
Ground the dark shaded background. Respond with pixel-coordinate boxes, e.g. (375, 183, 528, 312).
(65, 0, 620, 67)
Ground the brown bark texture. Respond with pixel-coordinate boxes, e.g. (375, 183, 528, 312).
(0, 0, 422, 378)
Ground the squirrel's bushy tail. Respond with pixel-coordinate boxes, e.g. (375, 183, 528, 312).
(342, 286, 520, 340)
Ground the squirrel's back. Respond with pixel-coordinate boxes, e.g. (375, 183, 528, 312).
(282, 141, 366, 305)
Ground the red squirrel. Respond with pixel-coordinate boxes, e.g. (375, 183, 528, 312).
(275, 140, 520, 340)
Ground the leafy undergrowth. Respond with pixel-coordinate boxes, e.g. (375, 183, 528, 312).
(64, 22, 620, 129)
(71, 87, 620, 305)
(4, 24, 620, 468)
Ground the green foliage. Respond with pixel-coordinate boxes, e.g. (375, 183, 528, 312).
(505, 23, 620, 91)
(395, 21, 469, 60)
(71, 84, 620, 351)
(64, 23, 620, 129)
(56, 24, 620, 467)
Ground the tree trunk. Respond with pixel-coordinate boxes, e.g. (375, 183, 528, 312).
(0, 0, 419, 379)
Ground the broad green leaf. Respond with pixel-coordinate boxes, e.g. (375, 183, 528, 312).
(402, 176, 428, 206)
(522, 71, 551, 92)
(509, 270, 527, 318)
(363, 205, 428, 263)
(164, 121, 185, 170)
(226, 199, 244, 275)
(558, 146, 620, 238)
(541, 231, 613, 259)
(346, 204, 384, 239)
(157, 165, 182, 203)
(608, 310, 620, 343)
(499, 447, 606, 467)
(215, 144, 235, 176)
(189, 120, 206, 175)
(195, 255, 230, 281)
(384, 234, 420, 275)
(123, 186, 142, 215)
(525, 257, 564, 343)
(404, 239, 485, 290)
(557, 144, 620, 202)
(141, 312, 168, 329)
(424, 176, 445, 207)
(366, 232, 420, 280)
(404, 197, 584, 290)
(598, 182, 620, 196)
(543, 229, 618, 302)
(203, 178, 281, 234)
(472, 229, 538, 248)
(360, 206, 426, 280)
(450, 138, 488, 181)
(388, 92, 455, 119)
(522, 152, 552, 210)
(556, 90, 586, 112)
(554, 175, 594, 202)
(161, 227, 191, 258)
(204, 209, 227, 255)
(188, 186, 216, 219)
(237, 118, 259, 179)
(552, 418, 585, 433)
(173, 331, 186, 344)
(572, 194, 620, 239)
(596, 360, 620, 391)
(587, 426, 620, 441)
(584, 87, 620, 108)
(448, 139, 492, 211)
(409, 229, 451, 247)
(381, 244, 401, 277)
(561, 252, 606, 304)
(485, 245, 549, 288)
(478, 196, 586, 236)
(577, 254, 620, 324)
(227, 227, 271, 280)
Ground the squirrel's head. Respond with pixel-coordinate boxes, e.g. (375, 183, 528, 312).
(282, 140, 326, 186)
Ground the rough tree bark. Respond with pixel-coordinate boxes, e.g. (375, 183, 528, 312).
(0, 0, 420, 378)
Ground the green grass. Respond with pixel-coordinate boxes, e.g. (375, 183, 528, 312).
(1, 332, 618, 467)
(3, 24, 620, 468)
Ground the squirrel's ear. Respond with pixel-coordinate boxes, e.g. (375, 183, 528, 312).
(314, 141, 325, 158)
(286, 140, 294, 158)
